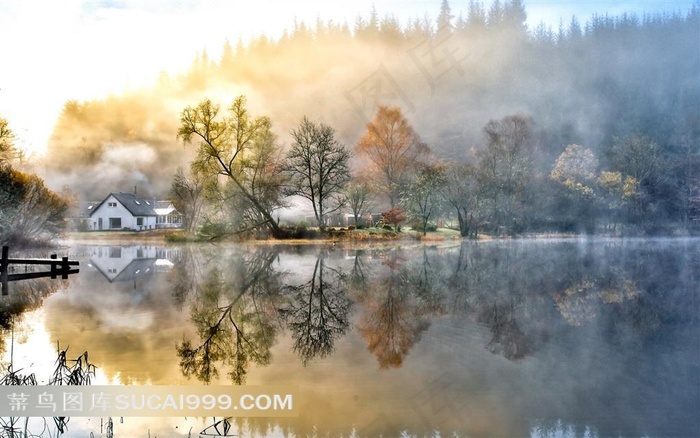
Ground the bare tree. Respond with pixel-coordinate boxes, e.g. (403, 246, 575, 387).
(345, 179, 374, 226)
(284, 117, 351, 229)
(442, 161, 481, 237)
(170, 167, 207, 233)
(401, 163, 447, 236)
(479, 114, 535, 234)
(279, 254, 351, 365)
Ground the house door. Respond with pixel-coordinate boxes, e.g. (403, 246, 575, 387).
(98, 218, 103, 230)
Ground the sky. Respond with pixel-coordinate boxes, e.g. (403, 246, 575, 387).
(0, 0, 696, 156)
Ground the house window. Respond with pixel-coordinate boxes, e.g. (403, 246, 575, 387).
(137, 217, 144, 226)
(109, 218, 121, 229)
(109, 247, 122, 258)
(108, 202, 117, 207)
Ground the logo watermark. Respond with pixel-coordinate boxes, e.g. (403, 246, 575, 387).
(0, 386, 297, 417)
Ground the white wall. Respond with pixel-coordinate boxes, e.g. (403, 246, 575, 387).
(89, 195, 156, 231)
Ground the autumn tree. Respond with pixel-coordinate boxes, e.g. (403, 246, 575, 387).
(178, 96, 284, 237)
(0, 166, 69, 245)
(551, 144, 599, 190)
(0, 118, 14, 164)
(355, 106, 430, 208)
(284, 117, 351, 229)
(597, 171, 639, 232)
(550, 144, 599, 232)
(0, 117, 68, 244)
(380, 207, 407, 231)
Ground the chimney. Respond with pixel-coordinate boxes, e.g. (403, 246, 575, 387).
(134, 186, 137, 195)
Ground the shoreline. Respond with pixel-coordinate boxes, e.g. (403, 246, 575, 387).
(42, 229, 699, 249)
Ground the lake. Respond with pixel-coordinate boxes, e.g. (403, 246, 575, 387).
(1, 238, 698, 437)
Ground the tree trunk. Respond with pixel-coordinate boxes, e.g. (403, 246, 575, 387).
(456, 207, 470, 238)
(229, 174, 282, 237)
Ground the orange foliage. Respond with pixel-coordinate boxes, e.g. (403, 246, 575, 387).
(355, 106, 430, 206)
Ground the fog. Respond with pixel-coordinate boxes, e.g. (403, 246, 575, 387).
(39, 2, 699, 204)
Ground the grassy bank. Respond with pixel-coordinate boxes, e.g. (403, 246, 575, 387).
(62, 226, 466, 245)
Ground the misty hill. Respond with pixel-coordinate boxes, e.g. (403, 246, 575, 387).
(43, 2, 699, 204)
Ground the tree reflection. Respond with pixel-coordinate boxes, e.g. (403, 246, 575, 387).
(176, 249, 281, 384)
(356, 251, 441, 369)
(553, 272, 641, 327)
(348, 249, 370, 292)
(279, 254, 352, 365)
(484, 300, 533, 360)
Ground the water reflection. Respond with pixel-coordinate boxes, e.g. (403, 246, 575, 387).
(176, 248, 280, 384)
(1, 239, 697, 437)
(355, 249, 442, 368)
(279, 253, 351, 365)
(88, 245, 175, 285)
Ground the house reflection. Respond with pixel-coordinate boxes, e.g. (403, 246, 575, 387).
(87, 245, 176, 284)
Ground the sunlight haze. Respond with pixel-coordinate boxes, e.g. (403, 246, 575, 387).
(0, 0, 695, 155)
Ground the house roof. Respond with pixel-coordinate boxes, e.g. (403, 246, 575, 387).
(112, 258, 157, 282)
(112, 192, 158, 216)
(91, 192, 157, 217)
(77, 201, 100, 218)
(154, 200, 178, 215)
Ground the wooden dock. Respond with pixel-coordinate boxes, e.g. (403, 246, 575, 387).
(0, 246, 79, 296)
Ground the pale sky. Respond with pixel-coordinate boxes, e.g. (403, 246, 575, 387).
(0, 0, 695, 155)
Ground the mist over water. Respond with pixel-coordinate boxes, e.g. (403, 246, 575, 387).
(1, 238, 698, 436)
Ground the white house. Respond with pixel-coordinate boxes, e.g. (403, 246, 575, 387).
(88, 192, 159, 231)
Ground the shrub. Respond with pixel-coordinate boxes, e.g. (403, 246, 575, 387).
(410, 219, 437, 232)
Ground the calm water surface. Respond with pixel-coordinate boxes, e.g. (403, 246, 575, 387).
(1, 238, 698, 437)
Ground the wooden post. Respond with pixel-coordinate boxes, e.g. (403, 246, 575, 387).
(61, 256, 69, 280)
(1, 246, 8, 296)
(50, 253, 57, 279)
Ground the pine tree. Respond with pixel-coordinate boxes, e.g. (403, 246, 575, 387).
(437, 0, 454, 31)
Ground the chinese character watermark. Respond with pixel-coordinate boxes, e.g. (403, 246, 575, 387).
(6, 392, 29, 412)
(409, 26, 468, 93)
(345, 64, 414, 123)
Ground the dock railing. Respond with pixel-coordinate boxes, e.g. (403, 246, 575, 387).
(0, 246, 79, 296)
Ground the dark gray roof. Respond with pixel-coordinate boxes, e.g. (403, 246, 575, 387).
(78, 201, 100, 218)
(112, 258, 157, 283)
(91, 192, 157, 217)
(112, 192, 157, 216)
